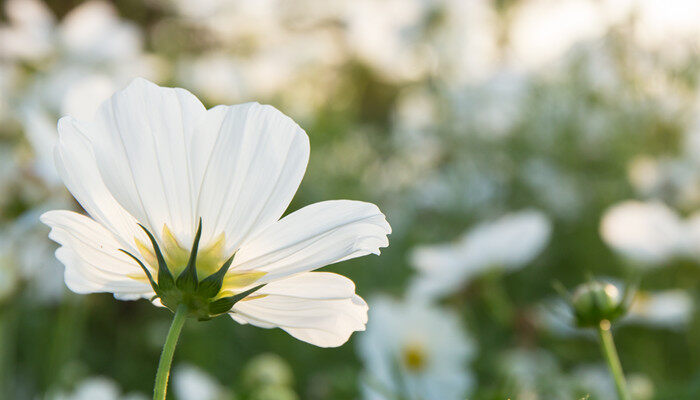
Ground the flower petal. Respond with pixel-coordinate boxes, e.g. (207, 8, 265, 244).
(89, 78, 206, 245)
(55, 115, 143, 250)
(190, 102, 309, 252)
(231, 272, 368, 347)
(231, 200, 391, 281)
(40, 210, 153, 298)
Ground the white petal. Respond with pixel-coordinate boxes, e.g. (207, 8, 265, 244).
(231, 273, 368, 347)
(600, 201, 687, 264)
(231, 200, 391, 281)
(40, 210, 153, 298)
(89, 78, 206, 244)
(191, 102, 309, 252)
(55, 116, 143, 250)
(254, 272, 357, 299)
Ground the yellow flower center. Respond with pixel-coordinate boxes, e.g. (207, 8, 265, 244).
(130, 224, 266, 297)
(402, 341, 428, 372)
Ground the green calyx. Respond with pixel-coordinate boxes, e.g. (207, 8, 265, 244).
(120, 219, 265, 321)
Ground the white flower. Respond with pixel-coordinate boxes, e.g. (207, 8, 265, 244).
(41, 78, 391, 347)
(410, 210, 551, 299)
(173, 364, 229, 400)
(8, 0, 162, 185)
(357, 297, 475, 400)
(600, 200, 690, 265)
(626, 290, 694, 329)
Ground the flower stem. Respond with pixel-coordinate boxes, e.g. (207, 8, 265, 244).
(153, 304, 187, 400)
(596, 320, 630, 400)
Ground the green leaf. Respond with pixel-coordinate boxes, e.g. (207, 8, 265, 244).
(208, 284, 265, 315)
(197, 253, 234, 299)
(176, 218, 202, 292)
(119, 249, 159, 294)
(138, 223, 175, 292)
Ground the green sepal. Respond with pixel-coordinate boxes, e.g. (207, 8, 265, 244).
(208, 284, 265, 315)
(197, 253, 234, 299)
(138, 223, 175, 293)
(176, 219, 202, 292)
(119, 249, 159, 294)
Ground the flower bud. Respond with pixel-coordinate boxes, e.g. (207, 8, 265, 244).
(570, 281, 630, 328)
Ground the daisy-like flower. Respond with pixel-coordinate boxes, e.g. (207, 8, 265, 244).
(357, 296, 475, 400)
(41, 78, 390, 351)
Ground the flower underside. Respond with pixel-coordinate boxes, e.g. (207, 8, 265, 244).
(121, 219, 266, 320)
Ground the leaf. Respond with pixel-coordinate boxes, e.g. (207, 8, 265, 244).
(197, 253, 234, 299)
(176, 218, 202, 292)
(138, 223, 175, 292)
(119, 249, 158, 293)
(208, 284, 266, 315)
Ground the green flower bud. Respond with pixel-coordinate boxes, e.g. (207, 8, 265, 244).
(570, 281, 630, 328)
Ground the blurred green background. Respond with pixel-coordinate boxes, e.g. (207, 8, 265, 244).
(0, 0, 698, 399)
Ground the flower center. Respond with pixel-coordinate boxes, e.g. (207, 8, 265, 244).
(402, 341, 428, 372)
(135, 225, 227, 280)
(121, 220, 267, 319)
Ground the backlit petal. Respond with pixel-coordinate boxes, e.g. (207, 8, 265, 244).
(231, 200, 390, 281)
(191, 102, 309, 252)
(89, 78, 206, 245)
(40, 210, 153, 298)
(231, 272, 368, 347)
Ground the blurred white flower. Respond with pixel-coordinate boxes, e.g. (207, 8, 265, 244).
(177, 53, 244, 105)
(600, 200, 691, 265)
(357, 296, 475, 400)
(41, 78, 390, 347)
(410, 210, 551, 299)
(51, 376, 147, 400)
(534, 298, 592, 339)
(342, 0, 430, 82)
(7, 1, 163, 185)
(601, 0, 700, 66)
(507, 0, 608, 71)
(173, 364, 229, 400)
(627, 290, 694, 329)
(0, 0, 54, 61)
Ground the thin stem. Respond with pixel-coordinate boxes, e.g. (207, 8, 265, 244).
(153, 304, 187, 400)
(596, 320, 630, 400)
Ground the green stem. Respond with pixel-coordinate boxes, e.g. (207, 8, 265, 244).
(153, 304, 187, 400)
(596, 320, 630, 400)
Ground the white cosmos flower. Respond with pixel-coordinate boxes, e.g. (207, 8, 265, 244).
(41, 78, 391, 348)
(357, 296, 475, 400)
(600, 200, 691, 265)
(409, 210, 551, 299)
